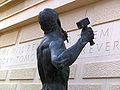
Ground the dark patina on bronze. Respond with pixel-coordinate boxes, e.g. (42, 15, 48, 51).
(37, 8, 94, 90)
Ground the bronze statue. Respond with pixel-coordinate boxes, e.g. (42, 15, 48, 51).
(37, 8, 94, 90)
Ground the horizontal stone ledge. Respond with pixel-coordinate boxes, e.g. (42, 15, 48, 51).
(9, 68, 36, 80)
(19, 83, 42, 90)
(19, 83, 102, 90)
(83, 60, 120, 79)
(68, 83, 102, 90)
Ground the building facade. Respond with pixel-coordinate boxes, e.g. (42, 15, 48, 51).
(0, 0, 120, 90)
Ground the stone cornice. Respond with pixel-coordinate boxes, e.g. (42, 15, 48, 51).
(0, 0, 45, 22)
(0, 0, 99, 32)
(0, 0, 25, 11)
(0, 0, 11, 6)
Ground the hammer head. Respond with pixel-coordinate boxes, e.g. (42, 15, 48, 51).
(76, 17, 90, 29)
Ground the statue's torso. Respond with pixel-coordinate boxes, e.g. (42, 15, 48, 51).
(37, 36, 70, 90)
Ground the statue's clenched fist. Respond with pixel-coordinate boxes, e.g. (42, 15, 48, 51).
(81, 27, 94, 45)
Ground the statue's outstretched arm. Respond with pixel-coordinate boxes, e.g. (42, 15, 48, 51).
(50, 28, 94, 69)
(49, 37, 87, 69)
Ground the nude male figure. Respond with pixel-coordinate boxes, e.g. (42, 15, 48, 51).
(37, 8, 94, 90)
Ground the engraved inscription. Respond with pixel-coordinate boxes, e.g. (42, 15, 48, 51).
(0, 40, 40, 68)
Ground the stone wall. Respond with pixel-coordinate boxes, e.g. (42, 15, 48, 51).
(0, 0, 120, 90)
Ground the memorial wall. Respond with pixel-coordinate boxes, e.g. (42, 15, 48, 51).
(0, 0, 120, 90)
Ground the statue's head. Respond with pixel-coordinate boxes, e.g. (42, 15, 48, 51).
(38, 8, 60, 34)
(38, 8, 68, 42)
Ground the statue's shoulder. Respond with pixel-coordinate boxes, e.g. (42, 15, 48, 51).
(37, 38, 46, 51)
(49, 38, 65, 49)
(37, 36, 52, 50)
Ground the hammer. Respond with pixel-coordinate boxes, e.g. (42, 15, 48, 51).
(76, 17, 95, 46)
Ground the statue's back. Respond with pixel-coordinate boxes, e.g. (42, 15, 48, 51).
(37, 37, 70, 90)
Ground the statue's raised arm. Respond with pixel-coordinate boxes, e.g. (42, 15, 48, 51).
(49, 27, 94, 69)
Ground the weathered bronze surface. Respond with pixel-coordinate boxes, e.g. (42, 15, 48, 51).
(37, 8, 94, 90)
